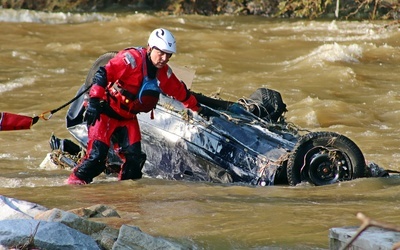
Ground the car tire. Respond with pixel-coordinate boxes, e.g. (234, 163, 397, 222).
(286, 131, 367, 186)
(84, 51, 117, 89)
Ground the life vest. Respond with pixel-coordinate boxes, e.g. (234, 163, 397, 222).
(106, 47, 162, 118)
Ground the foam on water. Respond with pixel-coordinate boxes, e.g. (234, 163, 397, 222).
(282, 43, 363, 68)
(0, 8, 115, 24)
(0, 77, 35, 94)
(271, 20, 392, 42)
(0, 153, 18, 160)
(0, 8, 159, 25)
(45, 42, 83, 53)
(0, 176, 66, 188)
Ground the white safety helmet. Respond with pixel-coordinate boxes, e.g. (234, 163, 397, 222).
(148, 28, 177, 54)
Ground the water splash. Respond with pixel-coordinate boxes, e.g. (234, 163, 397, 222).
(312, 43, 363, 63)
(0, 77, 36, 94)
(0, 8, 115, 24)
(279, 43, 363, 69)
(0, 153, 18, 160)
(0, 176, 66, 188)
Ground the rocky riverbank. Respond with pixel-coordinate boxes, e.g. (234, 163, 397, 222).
(0, 195, 190, 249)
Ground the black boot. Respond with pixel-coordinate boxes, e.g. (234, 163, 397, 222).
(75, 140, 109, 183)
(119, 141, 146, 180)
(119, 152, 146, 180)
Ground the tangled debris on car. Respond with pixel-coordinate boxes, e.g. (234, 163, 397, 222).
(43, 52, 392, 186)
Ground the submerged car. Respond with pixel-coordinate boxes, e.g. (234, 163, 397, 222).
(46, 52, 389, 186)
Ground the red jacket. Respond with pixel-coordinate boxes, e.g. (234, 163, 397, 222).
(89, 47, 199, 119)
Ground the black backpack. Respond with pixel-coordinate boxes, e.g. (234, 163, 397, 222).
(239, 88, 287, 122)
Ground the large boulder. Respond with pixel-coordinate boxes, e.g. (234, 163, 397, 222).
(35, 208, 119, 250)
(112, 225, 187, 250)
(0, 195, 187, 250)
(0, 219, 100, 250)
(0, 195, 48, 220)
(69, 204, 121, 218)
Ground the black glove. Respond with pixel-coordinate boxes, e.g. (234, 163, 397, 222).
(85, 98, 102, 126)
(198, 105, 219, 120)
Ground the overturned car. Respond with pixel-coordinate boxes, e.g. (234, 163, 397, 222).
(46, 52, 389, 186)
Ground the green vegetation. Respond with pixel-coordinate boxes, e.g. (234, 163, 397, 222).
(1, 0, 399, 20)
(278, 0, 399, 19)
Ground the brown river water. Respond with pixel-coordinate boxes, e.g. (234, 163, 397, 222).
(1, 9, 400, 249)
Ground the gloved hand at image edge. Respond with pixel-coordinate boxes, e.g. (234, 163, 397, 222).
(198, 105, 220, 120)
(84, 98, 103, 126)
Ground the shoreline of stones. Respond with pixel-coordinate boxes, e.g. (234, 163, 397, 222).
(0, 195, 189, 250)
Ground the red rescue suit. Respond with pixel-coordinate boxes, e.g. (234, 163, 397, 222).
(73, 47, 200, 183)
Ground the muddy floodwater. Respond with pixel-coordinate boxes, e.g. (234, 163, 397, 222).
(1, 9, 400, 249)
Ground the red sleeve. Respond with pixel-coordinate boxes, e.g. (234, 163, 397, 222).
(104, 51, 124, 83)
(105, 49, 143, 94)
(89, 84, 106, 99)
(158, 66, 200, 111)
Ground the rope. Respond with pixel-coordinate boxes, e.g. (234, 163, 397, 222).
(37, 84, 92, 121)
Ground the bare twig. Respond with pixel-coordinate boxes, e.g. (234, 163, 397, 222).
(10, 221, 41, 249)
(23, 221, 40, 249)
(393, 242, 400, 250)
(340, 212, 400, 250)
(383, 20, 400, 29)
(371, 0, 380, 19)
(345, 0, 369, 19)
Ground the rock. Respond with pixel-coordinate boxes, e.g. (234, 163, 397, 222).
(69, 204, 121, 218)
(35, 208, 118, 249)
(0, 196, 188, 250)
(112, 225, 186, 250)
(329, 226, 400, 250)
(0, 195, 48, 220)
(97, 226, 120, 250)
(0, 219, 100, 250)
(35, 208, 107, 235)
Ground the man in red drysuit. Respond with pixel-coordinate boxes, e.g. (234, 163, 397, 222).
(67, 28, 212, 185)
